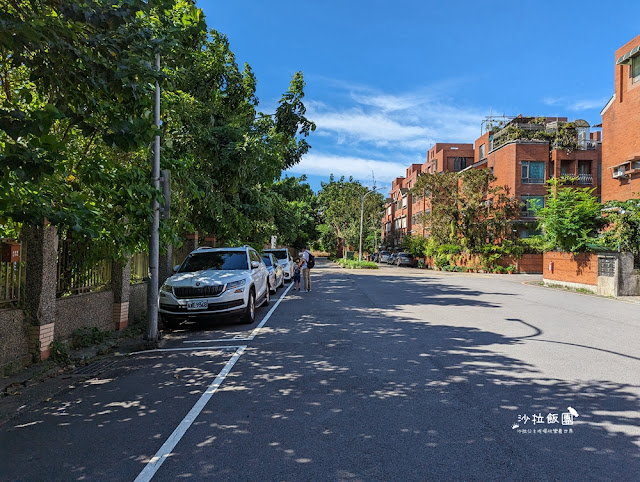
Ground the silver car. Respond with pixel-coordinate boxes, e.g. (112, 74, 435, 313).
(158, 246, 270, 328)
(264, 248, 294, 282)
(262, 253, 285, 293)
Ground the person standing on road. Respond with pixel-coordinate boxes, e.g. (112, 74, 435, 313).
(300, 247, 311, 292)
(292, 258, 302, 291)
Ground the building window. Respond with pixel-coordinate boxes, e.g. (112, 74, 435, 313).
(479, 144, 486, 159)
(521, 161, 545, 184)
(387, 205, 392, 216)
(633, 55, 640, 83)
(402, 196, 407, 209)
(453, 157, 468, 171)
(521, 196, 544, 218)
(401, 217, 407, 229)
(578, 160, 593, 185)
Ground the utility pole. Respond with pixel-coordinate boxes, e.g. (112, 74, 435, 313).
(359, 187, 381, 262)
(147, 53, 160, 344)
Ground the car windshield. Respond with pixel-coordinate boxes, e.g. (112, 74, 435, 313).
(381, 251, 389, 255)
(261, 256, 273, 267)
(267, 250, 288, 260)
(179, 251, 248, 272)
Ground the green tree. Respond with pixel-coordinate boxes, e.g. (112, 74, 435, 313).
(410, 168, 519, 252)
(162, 32, 315, 247)
(599, 199, 640, 256)
(0, 0, 206, 258)
(316, 176, 384, 256)
(271, 175, 317, 249)
(535, 178, 604, 253)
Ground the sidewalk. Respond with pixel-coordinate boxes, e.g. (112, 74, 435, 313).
(0, 326, 148, 428)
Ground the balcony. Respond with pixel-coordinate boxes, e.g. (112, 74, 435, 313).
(577, 173, 593, 185)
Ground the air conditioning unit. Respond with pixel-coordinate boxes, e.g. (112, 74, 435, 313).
(632, 160, 640, 170)
(612, 168, 627, 179)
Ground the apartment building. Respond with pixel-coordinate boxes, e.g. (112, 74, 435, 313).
(469, 116, 602, 237)
(382, 145, 474, 247)
(601, 33, 640, 202)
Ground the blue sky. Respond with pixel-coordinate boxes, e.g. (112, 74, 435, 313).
(199, 1, 640, 192)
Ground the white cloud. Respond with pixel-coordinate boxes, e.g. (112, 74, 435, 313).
(569, 98, 609, 111)
(542, 95, 609, 112)
(287, 153, 409, 184)
(295, 79, 489, 185)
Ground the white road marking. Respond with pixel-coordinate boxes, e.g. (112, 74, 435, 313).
(183, 281, 293, 344)
(129, 346, 243, 355)
(134, 346, 246, 482)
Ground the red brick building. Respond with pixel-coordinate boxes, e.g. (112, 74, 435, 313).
(467, 116, 602, 237)
(601, 34, 640, 202)
(382, 144, 474, 248)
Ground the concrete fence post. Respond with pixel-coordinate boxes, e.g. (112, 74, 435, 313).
(23, 221, 58, 361)
(185, 232, 198, 252)
(111, 259, 132, 330)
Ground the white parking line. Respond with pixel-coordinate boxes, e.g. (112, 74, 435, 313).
(129, 346, 243, 354)
(183, 281, 293, 344)
(134, 346, 246, 482)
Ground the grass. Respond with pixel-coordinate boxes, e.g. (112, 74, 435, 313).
(538, 282, 596, 295)
(334, 259, 379, 269)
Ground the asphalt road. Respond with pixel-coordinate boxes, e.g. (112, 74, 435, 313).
(1, 258, 639, 481)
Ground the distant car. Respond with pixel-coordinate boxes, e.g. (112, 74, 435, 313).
(262, 253, 285, 293)
(158, 246, 270, 328)
(379, 251, 390, 263)
(387, 253, 397, 264)
(396, 252, 415, 267)
(263, 248, 294, 282)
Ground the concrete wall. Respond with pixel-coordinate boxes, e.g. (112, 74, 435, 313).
(129, 282, 148, 322)
(55, 291, 114, 340)
(0, 309, 30, 367)
(619, 252, 640, 296)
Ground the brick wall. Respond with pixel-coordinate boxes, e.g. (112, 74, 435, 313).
(602, 34, 640, 202)
(543, 252, 598, 286)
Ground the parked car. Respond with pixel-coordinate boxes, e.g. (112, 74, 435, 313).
(263, 248, 294, 282)
(396, 252, 415, 267)
(387, 253, 398, 264)
(262, 253, 285, 293)
(158, 246, 270, 328)
(378, 251, 390, 263)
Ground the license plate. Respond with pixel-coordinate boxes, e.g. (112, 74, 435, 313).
(187, 300, 209, 310)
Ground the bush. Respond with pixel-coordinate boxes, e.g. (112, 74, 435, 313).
(71, 327, 110, 349)
(520, 236, 545, 254)
(334, 259, 378, 269)
(49, 340, 71, 366)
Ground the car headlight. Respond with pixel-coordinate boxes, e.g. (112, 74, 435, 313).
(160, 283, 173, 294)
(226, 279, 246, 291)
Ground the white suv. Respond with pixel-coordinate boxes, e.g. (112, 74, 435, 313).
(158, 246, 270, 328)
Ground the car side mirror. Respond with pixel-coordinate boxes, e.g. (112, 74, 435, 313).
(173, 264, 180, 272)
(251, 260, 260, 269)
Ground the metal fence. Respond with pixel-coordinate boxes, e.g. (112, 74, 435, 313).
(131, 252, 150, 282)
(56, 239, 111, 297)
(1, 258, 23, 306)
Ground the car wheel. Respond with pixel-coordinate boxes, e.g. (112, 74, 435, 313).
(240, 289, 256, 324)
(269, 280, 276, 294)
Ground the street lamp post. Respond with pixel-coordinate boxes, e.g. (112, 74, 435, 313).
(359, 187, 381, 262)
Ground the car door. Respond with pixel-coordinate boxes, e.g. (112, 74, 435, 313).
(250, 249, 267, 299)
